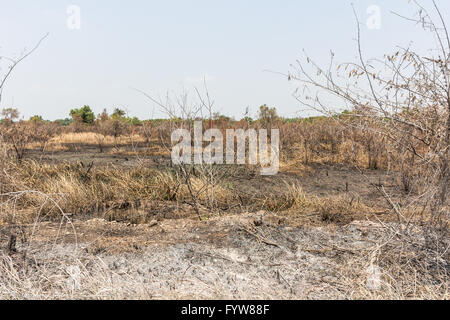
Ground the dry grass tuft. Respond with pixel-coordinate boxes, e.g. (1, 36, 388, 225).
(50, 132, 146, 146)
(261, 184, 374, 225)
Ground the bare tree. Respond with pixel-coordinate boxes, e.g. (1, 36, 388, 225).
(0, 33, 48, 104)
(289, 1, 449, 229)
(136, 82, 235, 219)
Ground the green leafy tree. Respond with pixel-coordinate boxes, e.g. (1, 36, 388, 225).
(70, 105, 95, 124)
(29, 115, 43, 122)
(111, 108, 126, 120)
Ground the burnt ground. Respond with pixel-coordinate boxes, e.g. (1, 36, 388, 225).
(0, 144, 444, 299)
(27, 143, 403, 212)
(1, 213, 404, 299)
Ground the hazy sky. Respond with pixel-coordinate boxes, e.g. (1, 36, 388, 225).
(0, 0, 448, 120)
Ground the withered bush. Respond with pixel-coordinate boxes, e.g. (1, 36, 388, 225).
(0, 120, 59, 161)
(290, 2, 449, 228)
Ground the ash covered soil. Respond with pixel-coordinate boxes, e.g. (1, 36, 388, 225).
(1, 212, 425, 300)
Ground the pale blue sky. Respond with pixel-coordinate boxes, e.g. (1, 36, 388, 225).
(0, 1, 448, 120)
